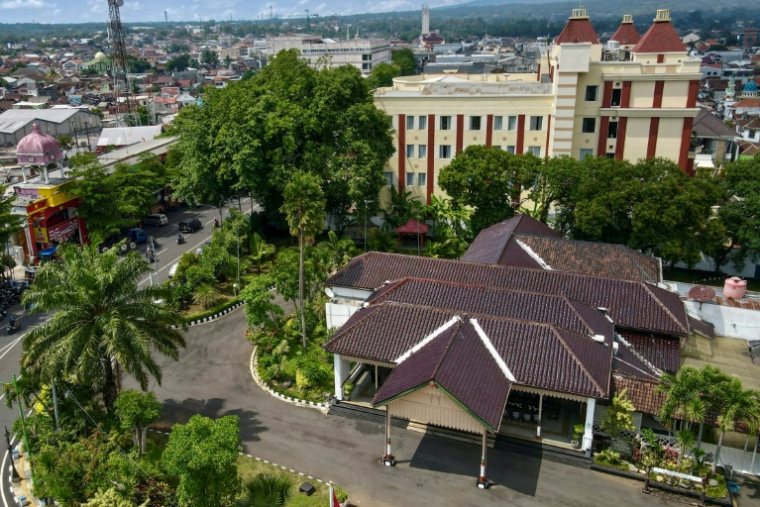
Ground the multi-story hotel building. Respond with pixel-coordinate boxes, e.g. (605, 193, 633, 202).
(373, 9, 701, 206)
(267, 34, 392, 76)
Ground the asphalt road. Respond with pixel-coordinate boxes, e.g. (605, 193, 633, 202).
(0, 197, 259, 507)
(140, 308, 680, 507)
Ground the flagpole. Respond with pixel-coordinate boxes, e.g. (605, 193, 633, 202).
(328, 481, 334, 507)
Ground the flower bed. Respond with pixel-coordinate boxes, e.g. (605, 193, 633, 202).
(180, 297, 243, 325)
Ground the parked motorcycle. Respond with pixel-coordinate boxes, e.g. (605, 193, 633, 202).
(7, 319, 20, 335)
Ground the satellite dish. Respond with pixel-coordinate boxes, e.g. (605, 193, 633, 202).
(116, 0, 124, 6)
(688, 285, 716, 303)
(325, 287, 335, 298)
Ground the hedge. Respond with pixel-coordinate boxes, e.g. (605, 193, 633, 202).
(181, 297, 243, 324)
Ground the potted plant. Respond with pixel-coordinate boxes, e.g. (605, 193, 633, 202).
(571, 424, 584, 449)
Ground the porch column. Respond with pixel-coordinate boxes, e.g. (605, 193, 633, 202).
(477, 428, 489, 489)
(582, 397, 596, 455)
(536, 394, 543, 440)
(383, 406, 395, 466)
(333, 354, 350, 401)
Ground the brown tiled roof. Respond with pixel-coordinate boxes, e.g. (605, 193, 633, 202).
(613, 338, 660, 381)
(555, 18, 600, 45)
(372, 319, 512, 432)
(396, 218, 428, 234)
(463, 214, 562, 264)
(618, 331, 681, 372)
(514, 235, 661, 283)
(714, 296, 760, 310)
(368, 277, 615, 340)
(326, 302, 611, 399)
(688, 316, 715, 340)
(327, 252, 689, 336)
(612, 375, 665, 414)
(633, 20, 687, 53)
(693, 108, 737, 139)
(733, 98, 760, 108)
(610, 22, 641, 46)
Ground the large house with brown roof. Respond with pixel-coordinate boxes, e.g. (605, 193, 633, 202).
(323, 215, 701, 484)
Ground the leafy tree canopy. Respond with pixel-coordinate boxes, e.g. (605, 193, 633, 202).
(391, 48, 417, 75)
(367, 61, 401, 89)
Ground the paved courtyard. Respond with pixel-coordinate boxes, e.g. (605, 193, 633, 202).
(137, 307, 682, 507)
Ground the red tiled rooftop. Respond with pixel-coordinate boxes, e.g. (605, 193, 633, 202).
(555, 18, 600, 45)
(633, 19, 687, 53)
(610, 22, 641, 46)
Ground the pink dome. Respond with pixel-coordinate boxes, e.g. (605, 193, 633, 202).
(16, 124, 63, 165)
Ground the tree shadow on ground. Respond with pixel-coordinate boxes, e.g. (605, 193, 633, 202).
(408, 433, 541, 496)
(156, 397, 266, 441)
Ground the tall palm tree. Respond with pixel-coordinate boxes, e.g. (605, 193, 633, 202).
(656, 366, 708, 434)
(21, 245, 185, 413)
(280, 172, 326, 349)
(710, 379, 760, 473)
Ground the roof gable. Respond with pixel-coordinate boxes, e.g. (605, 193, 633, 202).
(610, 21, 641, 46)
(462, 214, 562, 265)
(555, 18, 600, 45)
(632, 18, 686, 54)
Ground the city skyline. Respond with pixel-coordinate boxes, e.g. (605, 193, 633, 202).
(0, 0, 468, 25)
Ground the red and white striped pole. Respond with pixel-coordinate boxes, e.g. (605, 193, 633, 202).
(477, 429, 489, 489)
(383, 406, 395, 466)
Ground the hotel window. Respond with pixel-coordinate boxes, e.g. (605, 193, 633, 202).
(494, 116, 503, 130)
(418, 145, 427, 158)
(406, 145, 415, 159)
(582, 118, 596, 133)
(362, 63, 372, 70)
(470, 116, 482, 131)
(384, 171, 394, 186)
(579, 148, 594, 160)
(611, 88, 622, 107)
(406, 116, 415, 130)
(608, 121, 618, 139)
(529, 116, 543, 131)
(506, 145, 516, 154)
(507, 115, 517, 131)
(528, 146, 541, 157)
(585, 85, 598, 101)
(406, 172, 415, 186)
(418, 115, 427, 130)
(439, 145, 452, 159)
(362, 54, 372, 61)
(440, 116, 452, 130)
(418, 173, 427, 186)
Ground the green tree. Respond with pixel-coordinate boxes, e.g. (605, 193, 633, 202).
(238, 474, 292, 507)
(281, 172, 326, 349)
(201, 49, 219, 68)
(57, 134, 74, 150)
(21, 245, 185, 413)
(0, 183, 22, 259)
(82, 488, 142, 507)
(172, 49, 394, 230)
(114, 389, 162, 454)
(242, 275, 284, 333)
(710, 379, 760, 473)
(391, 48, 417, 75)
(656, 366, 709, 433)
(675, 429, 697, 469)
(162, 414, 241, 507)
(367, 61, 401, 89)
(600, 388, 635, 439)
(248, 232, 276, 273)
(438, 146, 523, 235)
(520, 155, 583, 224)
(166, 53, 191, 72)
(0, 77, 8, 88)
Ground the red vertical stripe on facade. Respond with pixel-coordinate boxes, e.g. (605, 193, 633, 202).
(398, 114, 406, 193)
(602, 81, 613, 108)
(679, 117, 694, 173)
(621, 82, 632, 108)
(647, 117, 660, 159)
(614, 117, 628, 160)
(456, 114, 464, 154)
(598, 117, 609, 157)
(687, 81, 699, 108)
(536, 64, 541, 81)
(653, 81, 664, 108)
(427, 114, 435, 205)
(486, 115, 493, 148)
(544, 115, 551, 157)
(516, 115, 525, 154)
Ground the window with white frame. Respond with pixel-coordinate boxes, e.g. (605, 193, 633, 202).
(530, 116, 543, 131)
(406, 116, 414, 130)
(439, 145, 452, 159)
(418, 173, 427, 186)
(528, 146, 541, 157)
(494, 116, 503, 130)
(418, 115, 427, 130)
(506, 145, 516, 154)
(406, 172, 415, 186)
(406, 144, 415, 159)
(418, 145, 427, 158)
(579, 148, 594, 160)
(384, 171, 394, 186)
(440, 116, 452, 130)
(582, 118, 596, 133)
(470, 116, 482, 131)
(507, 116, 517, 131)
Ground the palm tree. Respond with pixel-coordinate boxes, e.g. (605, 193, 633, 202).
(249, 232, 276, 274)
(237, 474, 292, 507)
(710, 379, 760, 473)
(656, 366, 708, 435)
(21, 245, 185, 414)
(280, 172, 326, 349)
(675, 429, 696, 469)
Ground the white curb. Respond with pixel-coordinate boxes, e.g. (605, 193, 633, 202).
(249, 347, 330, 412)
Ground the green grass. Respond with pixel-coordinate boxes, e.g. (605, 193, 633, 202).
(237, 455, 347, 507)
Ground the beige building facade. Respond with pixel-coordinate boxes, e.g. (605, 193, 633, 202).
(373, 9, 701, 206)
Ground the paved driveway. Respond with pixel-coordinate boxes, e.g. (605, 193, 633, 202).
(138, 308, 680, 507)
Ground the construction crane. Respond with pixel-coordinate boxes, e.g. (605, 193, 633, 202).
(107, 0, 140, 126)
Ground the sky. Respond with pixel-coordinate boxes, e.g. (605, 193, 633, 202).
(0, 0, 466, 24)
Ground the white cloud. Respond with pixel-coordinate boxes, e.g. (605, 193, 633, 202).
(0, 0, 49, 9)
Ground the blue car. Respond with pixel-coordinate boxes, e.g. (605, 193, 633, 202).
(127, 228, 148, 244)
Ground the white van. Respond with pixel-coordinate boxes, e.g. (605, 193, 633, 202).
(144, 214, 169, 226)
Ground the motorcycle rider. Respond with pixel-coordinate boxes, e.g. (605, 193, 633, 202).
(213, 217, 219, 228)
(177, 233, 184, 244)
(8, 316, 14, 330)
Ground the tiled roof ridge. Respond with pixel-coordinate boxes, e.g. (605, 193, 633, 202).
(394, 316, 462, 363)
(562, 296, 597, 338)
(470, 318, 517, 381)
(324, 304, 383, 352)
(514, 237, 552, 269)
(640, 283, 688, 334)
(614, 357, 659, 381)
(616, 333, 661, 375)
(615, 243, 657, 282)
(552, 327, 607, 397)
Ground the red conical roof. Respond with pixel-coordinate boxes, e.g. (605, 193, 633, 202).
(555, 9, 599, 45)
(632, 11, 686, 53)
(610, 16, 641, 46)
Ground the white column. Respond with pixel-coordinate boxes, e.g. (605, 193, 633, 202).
(333, 354, 350, 401)
(536, 394, 543, 440)
(582, 397, 596, 454)
(383, 406, 395, 466)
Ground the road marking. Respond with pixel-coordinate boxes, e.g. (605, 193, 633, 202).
(1, 435, 16, 507)
(0, 337, 24, 364)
